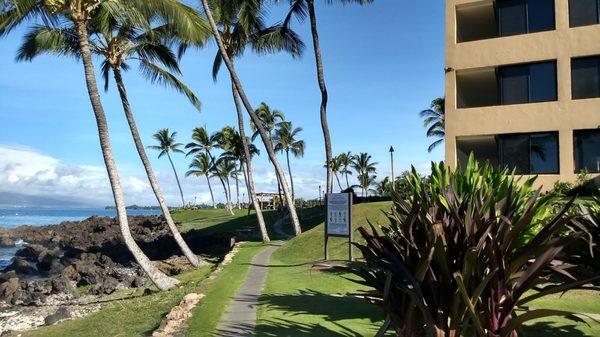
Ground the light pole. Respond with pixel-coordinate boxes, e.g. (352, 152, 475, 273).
(389, 146, 395, 191)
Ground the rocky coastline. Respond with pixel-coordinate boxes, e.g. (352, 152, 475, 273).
(0, 215, 228, 335)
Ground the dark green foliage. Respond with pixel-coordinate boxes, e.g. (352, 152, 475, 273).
(342, 156, 599, 337)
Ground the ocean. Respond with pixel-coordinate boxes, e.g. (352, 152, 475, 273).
(0, 208, 162, 270)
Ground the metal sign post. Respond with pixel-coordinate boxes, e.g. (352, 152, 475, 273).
(324, 193, 353, 261)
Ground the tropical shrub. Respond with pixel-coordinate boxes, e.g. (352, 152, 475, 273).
(343, 157, 598, 337)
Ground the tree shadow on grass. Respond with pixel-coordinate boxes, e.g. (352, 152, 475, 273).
(522, 321, 589, 337)
(256, 318, 366, 337)
(258, 289, 384, 322)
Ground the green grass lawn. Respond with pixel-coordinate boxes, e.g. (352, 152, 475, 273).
(171, 208, 280, 238)
(255, 202, 394, 337)
(185, 242, 268, 337)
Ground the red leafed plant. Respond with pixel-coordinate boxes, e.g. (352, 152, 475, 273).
(342, 158, 599, 337)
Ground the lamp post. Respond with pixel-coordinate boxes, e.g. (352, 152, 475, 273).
(389, 146, 395, 191)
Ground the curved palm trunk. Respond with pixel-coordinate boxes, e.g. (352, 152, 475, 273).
(205, 174, 216, 208)
(345, 172, 350, 189)
(234, 175, 240, 209)
(206, 150, 234, 215)
(112, 67, 203, 268)
(74, 20, 178, 290)
(270, 132, 284, 211)
(334, 172, 343, 192)
(166, 152, 185, 208)
(201, 0, 301, 235)
(307, 0, 333, 196)
(226, 177, 232, 209)
(285, 150, 295, 201)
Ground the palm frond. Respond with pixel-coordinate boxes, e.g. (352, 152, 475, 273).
(139, 60, 201, 111)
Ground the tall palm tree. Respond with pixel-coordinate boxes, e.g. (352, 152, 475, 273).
(251, 102, 287, 206)
(337, 151, 353, 189)
(352, 152, 377, 177)
(330, 155, 343, 192)
(419, 97, 445, 153)
(0, 0, 204, 290)
(149, 129, 187, 207)
(275, 122, 305, 201)
(186, 153, 216, 208)
(186, 126, 234, 214)
(212, 158, 237, 210)
(220, 131, 260, 206)
(17, 11, 206, 268)
(282, 0, 373, 195)
(199, 0, 302, 235)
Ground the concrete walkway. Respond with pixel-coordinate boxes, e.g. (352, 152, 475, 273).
(214, 243, 280, 336)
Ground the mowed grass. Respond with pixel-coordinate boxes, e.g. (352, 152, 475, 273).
(171, 208, 280, 237)
(256, 202, 394, 337)
(185, 242, 267, 337)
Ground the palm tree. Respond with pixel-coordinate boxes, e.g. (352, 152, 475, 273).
(149, 129, 187, 207)
(0, 0, 204, 290)
(212, 158, 237, 210)
(186, 126, 234, 215)
(275, 122, 305, 201)
(419, 97, 445, 153)
(199, 0, 302, 235)
(337, 151, 353, 189)
(282, 0, 373, 195)
(17, 10, 206, 268)
(354, 172, 377, 197)
(186, 153, 216, 208)
(251, 102, 287, 206)
(352, 152, 378, 177)
(220, 131, 260, 206)
(330, 155, 343, 192)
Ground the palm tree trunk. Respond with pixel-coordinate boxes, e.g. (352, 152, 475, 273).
(166, 152, 185, 208)
(201, 0, 301, 235)
(235, 175, 240, 209)
(270, 132, 284, 211)
(345, 172, 350, 190)
(112, 67, 203, 268)
(226, 177, 232, 211)
(334, 172, 343, 192)
(207, 151, 234, 215)
(285, 150, 295, 201)
(73, 20, 178, 290)
(206, 174, 216, 208)
(307, 0, 333, 196)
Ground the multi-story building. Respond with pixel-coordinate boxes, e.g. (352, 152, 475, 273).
(445, 0, 600, 189)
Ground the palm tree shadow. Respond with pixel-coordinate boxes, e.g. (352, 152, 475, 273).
(255, 318, 364, 337)
(521, 321, 589, 337)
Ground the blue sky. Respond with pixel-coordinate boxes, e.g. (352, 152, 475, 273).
(0, 0, 445, 207)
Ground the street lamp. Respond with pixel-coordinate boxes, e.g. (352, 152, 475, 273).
(389, 146, 395, 191)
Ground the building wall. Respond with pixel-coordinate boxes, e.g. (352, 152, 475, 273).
(445, 0, 600, 189)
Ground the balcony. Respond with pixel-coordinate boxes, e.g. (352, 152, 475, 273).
(457, 61, 557, 108)
(456, 0, 555, 43)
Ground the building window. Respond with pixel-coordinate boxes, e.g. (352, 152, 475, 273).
(569, 0, 600, 27)
(574, 129, 600, 173)
(499, 132, 559, 174)
(572, 56, 600, 99)
(499, 61, 557, 105)
(456, 0, 555, 43)
(498, 0, 555, 36)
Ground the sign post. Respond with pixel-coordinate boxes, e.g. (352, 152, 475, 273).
(324, 193, 353, 261)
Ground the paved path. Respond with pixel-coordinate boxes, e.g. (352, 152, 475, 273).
(214, 243, 280, 336)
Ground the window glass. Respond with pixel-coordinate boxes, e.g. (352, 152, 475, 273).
(530, 133, 559, 174)
(574, 129, 600, 173)
(569, 0, 599, 27)
(500, 64, 529, 104)
(530, 62, 557, 102)
(528, 0, 556, 32)
(572, 56, 600, 99)
(500, 134, 530, 174)
(498, 0, 528, 36)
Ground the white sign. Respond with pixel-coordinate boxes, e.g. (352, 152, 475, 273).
(327, 193, 351, 236)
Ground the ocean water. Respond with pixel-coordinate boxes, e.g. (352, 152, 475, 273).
(0, 208, 162, 270)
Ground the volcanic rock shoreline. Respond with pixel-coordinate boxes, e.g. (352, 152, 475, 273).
(0, 215, 229, 334)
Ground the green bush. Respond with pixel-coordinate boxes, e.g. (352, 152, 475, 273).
(342, 157, 599, 337)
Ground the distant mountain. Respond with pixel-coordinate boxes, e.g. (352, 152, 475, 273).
(0, 192, 96, 208)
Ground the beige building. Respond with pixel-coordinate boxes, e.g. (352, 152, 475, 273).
(445, 0, 600, 189)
